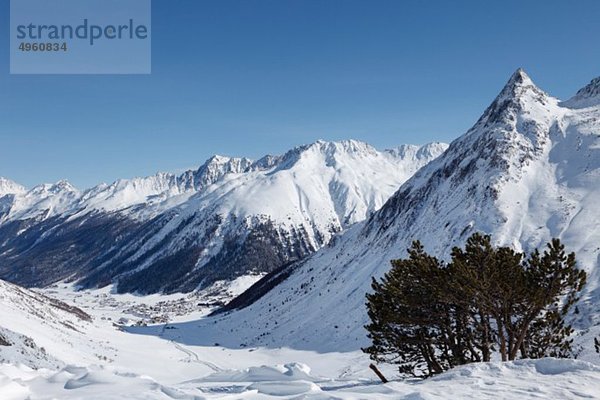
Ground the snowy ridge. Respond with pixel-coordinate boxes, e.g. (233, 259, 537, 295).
(82, 139, 447, 293)
(0, 180, 81, 222)
(0, 141, 445, 224)
(0, 155, 254, 223)
(194, 69, 600, 355)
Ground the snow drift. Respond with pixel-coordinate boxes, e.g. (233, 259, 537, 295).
(2, 358, 599, 399)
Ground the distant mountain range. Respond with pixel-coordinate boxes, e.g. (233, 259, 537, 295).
(0, 140, 447, 294)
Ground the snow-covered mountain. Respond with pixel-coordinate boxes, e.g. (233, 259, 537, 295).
(0, 140, 447, 293)
(197, 69, 600, 355)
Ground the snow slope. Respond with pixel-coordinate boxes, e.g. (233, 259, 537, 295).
(189, 69, 600, 354)
(0, 279, 94, 368)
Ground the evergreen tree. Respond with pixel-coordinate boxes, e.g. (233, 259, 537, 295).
(363, 241, 450, 377)
(521, 240, 586, 359)
(363, 233, 587, 378)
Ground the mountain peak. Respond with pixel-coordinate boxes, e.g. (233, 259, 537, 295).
(573, 76, 600, 98)
(25, 180, 78, 197)
(508, 68, 533, 87)
(0, 177, 26, 196)
(191, 154, 253, 190)
(201, 154, 253, 168)
(496, 68, 543, 101)
(473, 69, 551, 130)
(53, 179, 76, 189)
(385, 142, 449, 161)
(562, 76, 600, 109)
(305, 139, 378, 157)
(205, 154, 231, 164)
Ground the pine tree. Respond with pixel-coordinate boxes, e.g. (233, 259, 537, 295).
(363, 233, 587, 378)
(363, 240, 482, 377)
(520, 240, 586, 359)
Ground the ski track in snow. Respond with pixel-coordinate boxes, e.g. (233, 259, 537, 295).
(171, 340, 224, 372)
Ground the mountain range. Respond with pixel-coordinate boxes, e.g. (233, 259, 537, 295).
(0, 140, 447, 294)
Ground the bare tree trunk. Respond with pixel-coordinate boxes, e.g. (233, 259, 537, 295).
(509, 311, 537, 360)
(480, 311, 491, 362)
(497, 318, 508, 362)
(369, 364, 388, 383)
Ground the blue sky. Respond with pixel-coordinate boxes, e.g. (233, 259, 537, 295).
(1, 0, 600, 188)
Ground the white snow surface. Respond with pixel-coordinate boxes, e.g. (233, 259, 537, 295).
(2, 358, 600, 399)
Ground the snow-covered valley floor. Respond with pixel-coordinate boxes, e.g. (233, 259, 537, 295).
(2, 285, 600, 399)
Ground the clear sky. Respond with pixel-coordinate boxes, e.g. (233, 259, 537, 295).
(1, 0, 600, 188)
